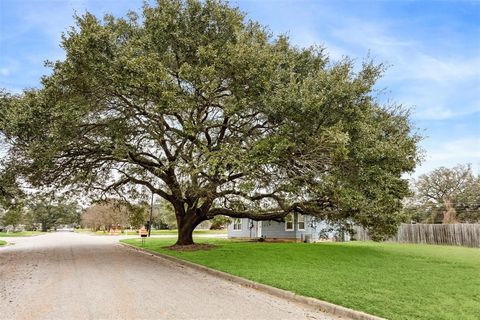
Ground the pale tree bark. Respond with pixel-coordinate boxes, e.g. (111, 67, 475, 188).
(442, 198, 458, 224)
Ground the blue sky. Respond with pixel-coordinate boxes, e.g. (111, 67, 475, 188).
(1, 0, 479, 177)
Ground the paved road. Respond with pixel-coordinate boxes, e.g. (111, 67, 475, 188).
(0, 233, 340, 320)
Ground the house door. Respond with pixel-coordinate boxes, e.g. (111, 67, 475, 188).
(257, 221, 262, 238)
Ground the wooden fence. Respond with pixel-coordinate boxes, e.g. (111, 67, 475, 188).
(354, 223, 480, 248)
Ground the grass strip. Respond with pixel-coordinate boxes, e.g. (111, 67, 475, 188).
(0, 231, 46, 237)
(122, 238, 480, 320)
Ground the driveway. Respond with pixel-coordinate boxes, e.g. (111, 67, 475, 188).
(0, 233, 340, 320)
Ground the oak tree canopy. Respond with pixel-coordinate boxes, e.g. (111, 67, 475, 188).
(0, 0, 420, 245)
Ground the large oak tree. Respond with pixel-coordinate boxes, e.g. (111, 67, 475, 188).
(412, 164, 479, 223)
(0, 0, 420, 245)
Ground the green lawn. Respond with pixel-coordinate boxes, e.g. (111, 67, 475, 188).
(121, 238, 480, 320)
(0, 240, 6, 246)
(0, 231, 46, 237)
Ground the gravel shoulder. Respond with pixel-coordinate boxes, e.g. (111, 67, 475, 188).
(0, 233, 340, 320)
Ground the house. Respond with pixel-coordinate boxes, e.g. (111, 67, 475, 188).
(227, 212, 347, 242)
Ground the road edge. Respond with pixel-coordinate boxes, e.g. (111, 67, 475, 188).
(119, 242, 386, 320)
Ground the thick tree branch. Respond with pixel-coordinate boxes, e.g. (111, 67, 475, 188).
(207, 207, 289, 220)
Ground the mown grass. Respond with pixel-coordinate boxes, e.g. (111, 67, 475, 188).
(121, 238, 480, 320)
(0, 240, 6, 246)
(0, 231, 46, 237)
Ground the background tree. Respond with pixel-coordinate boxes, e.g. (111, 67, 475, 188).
(29, 197, 80, 232)
(80, 205, 104, 231)
(0, 0, 420, 244)
(0, 170, 23, 209)
(410, 164, 479, 223)
(0, 170, 25, 230)
(152, 198, 177, 230)
(81, 199, 130, 231)
(0, 207, 24, 230)
(127, 203, 148, 229)
(210, 215, 231, 230)
(455, 176, 480, 222)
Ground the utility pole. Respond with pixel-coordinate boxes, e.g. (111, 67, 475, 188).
(148, 191, 154, 237)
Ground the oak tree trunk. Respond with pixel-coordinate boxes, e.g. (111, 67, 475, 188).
(175, 210, 205, 246)
(41, 221, 48, 232)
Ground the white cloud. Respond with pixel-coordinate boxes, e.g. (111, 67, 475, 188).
(429, 137, 480, 162)
(285, 8, 480, 122)
(263, 5, 480, 177)
(411, 55, 480, 84)
(413, 137, 480, 177)
(330, 20, 416, 58)
(398, 82, 480, 120)
(0, 68, 10, 76)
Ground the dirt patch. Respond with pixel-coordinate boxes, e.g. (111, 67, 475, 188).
(164, 244, 217, 251)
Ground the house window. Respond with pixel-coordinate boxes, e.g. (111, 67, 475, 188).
(298, 214, 305, 231)
(285, 213, 294, 231)
(233, 218, 242, 231)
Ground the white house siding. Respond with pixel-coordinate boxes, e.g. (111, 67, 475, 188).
(227, 218, 260, 239)
(227, 214, 338, 242)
